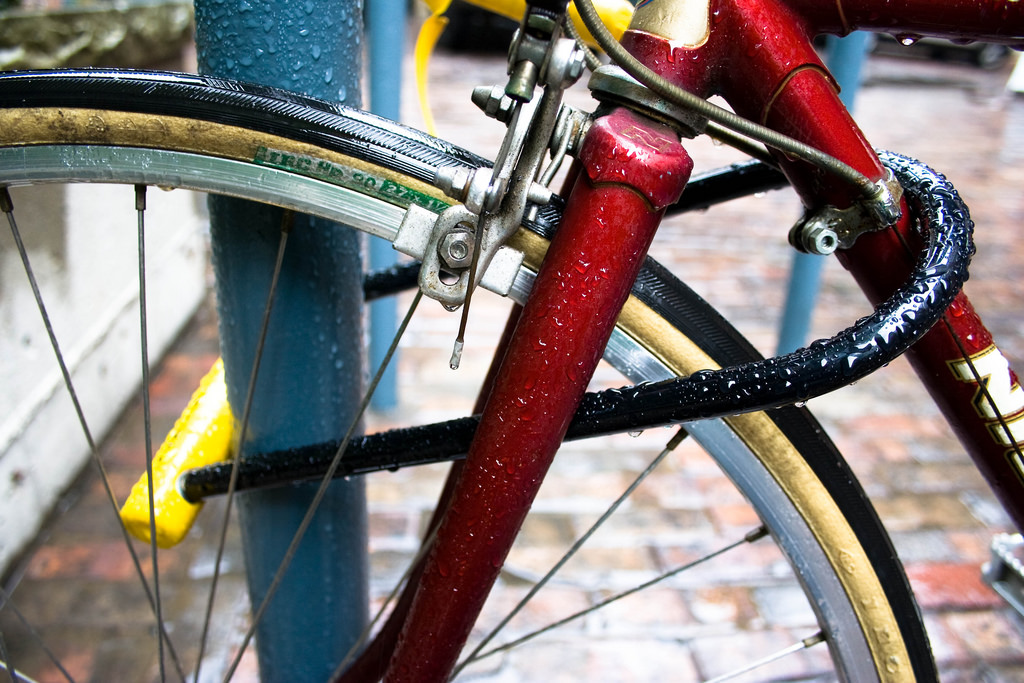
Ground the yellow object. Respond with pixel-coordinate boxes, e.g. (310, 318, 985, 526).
(464, 0, 630, 43)
(566, 0, 634, 44)
(416, 8, 451, 136)
(414, 0, 634, 134)
(119, 358, 234, 548)
(458, 0, 633, 44)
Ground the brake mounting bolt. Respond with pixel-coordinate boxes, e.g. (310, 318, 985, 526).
(440, 229, 475, 270)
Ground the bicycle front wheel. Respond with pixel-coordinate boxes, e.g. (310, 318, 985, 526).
(0, 69, 933, 682)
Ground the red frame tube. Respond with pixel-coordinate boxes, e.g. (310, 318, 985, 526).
(790, 0, 1024, 45)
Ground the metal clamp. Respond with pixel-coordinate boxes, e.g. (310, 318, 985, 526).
(789, 169, 904, 255)
(393, 204, 525, 308)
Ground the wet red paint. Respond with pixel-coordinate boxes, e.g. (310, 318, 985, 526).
(623, 0, 886, 209)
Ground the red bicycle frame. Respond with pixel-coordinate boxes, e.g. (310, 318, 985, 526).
(340, 1, 1024, 681)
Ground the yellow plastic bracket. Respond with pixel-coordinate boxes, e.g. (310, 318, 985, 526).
(119, 358, 234, 548)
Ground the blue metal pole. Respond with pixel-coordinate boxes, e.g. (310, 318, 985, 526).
(366, 0, 405, 411)
(193, 2, 368, 680)
(776, 31, 871, 354)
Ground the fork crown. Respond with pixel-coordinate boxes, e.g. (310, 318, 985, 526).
(578, 106, 693, 210)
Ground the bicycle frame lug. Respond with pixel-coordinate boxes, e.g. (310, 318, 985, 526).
(629, 0, 711, 48)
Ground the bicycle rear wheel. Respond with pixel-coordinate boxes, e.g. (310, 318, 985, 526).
(0, 70, 934, 681)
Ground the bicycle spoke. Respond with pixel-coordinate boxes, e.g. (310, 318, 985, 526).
(703, 631, 826, 683)
(467, 525, 770, 666)
(0, 69, 948, 681)
(453, 428, 689, 677)
(193, 210, 293, 683)
(1, 188, 186, 681)
(0, 663, 34, 683)
(135, 185, 167, 682)
(0, 634, 9, 683)
(223, 289, 424, 682)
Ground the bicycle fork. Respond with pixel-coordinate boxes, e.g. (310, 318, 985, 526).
(382, 106, 693, 682)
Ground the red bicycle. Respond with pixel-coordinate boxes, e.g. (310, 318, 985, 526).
(1, 0, 1023, 681)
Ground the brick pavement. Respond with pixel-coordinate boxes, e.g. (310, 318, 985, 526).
(3, 42, 1024, 682)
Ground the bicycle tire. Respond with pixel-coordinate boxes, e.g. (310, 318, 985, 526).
(0, 69, 934, 682)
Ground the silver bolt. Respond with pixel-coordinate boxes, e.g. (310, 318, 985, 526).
(802, 220, 839, 255)
(440, 229, 475, 270)
(448, 239, 469, 260)
(567, 48, 586, 82)
(472, 85, 516, 123)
